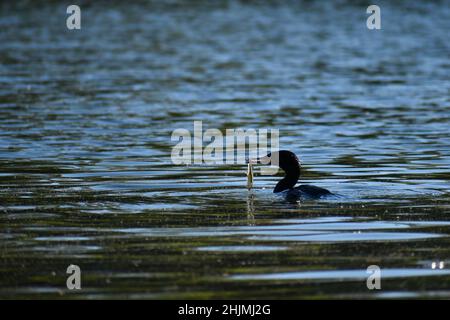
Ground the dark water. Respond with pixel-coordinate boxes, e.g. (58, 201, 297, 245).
(1, 0, 450, 299)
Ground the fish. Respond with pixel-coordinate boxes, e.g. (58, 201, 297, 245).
(246, 162, 253, 190)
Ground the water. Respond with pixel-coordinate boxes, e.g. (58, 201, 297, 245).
(1, 0, 450, 299)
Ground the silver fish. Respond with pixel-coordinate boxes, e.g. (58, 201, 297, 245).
(246, 162, 253, 190)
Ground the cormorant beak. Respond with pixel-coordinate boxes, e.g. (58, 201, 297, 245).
(246, 155, 270, 165)
(247, 158, 260, 164)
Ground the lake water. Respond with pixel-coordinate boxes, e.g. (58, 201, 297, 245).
(1, 1, 450, 299)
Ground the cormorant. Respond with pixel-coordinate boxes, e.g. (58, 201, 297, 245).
(251, 150, 332, 199)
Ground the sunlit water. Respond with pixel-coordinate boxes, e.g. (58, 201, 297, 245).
(1, 1, 450, 299)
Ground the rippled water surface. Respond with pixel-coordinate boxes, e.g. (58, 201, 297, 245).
(1, 1, 450, 299)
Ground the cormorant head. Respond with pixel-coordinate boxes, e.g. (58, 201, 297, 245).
(255, 150, 301, 193)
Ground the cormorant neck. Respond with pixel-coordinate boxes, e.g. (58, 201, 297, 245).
(273, 167, 300, 193)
